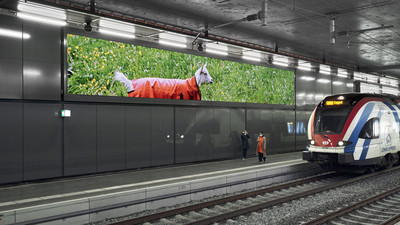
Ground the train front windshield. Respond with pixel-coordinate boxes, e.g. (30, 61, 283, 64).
(314, 107, 352, 134)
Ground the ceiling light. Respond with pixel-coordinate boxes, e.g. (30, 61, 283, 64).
(99, 18, 136, 39)
(337, 68, 348, 78)
(17, 1, 66, 26)
(297, 66, 312, 71)
(18, 1, 66, 19)
(319, 70, 331, 75)
(159, 33, 186, 43)
(99, 28, 135, 39)
(242, 50, 261, 61)
(159, 40, 187, 48)
(159, 32, 187, 48)
(272, 61, 289, 67)
(206, 43, 228, 56)
(17, 12, 67, 26)
(0, 28, 30, 39)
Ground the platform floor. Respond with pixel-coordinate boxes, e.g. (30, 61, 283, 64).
(0, 151, 303, 212)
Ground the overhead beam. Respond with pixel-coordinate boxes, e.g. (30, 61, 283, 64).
(360, 64, 400, 73)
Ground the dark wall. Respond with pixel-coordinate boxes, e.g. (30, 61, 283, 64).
(0, 14, 353, 184)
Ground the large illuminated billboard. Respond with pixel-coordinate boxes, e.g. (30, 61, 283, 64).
(67, 34, 294, 104)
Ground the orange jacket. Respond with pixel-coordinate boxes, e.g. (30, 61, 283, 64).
(128, 76, 201, 100)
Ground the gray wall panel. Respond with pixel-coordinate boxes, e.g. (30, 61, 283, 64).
(175, 107, 196, 163)
(24, 103, 62, 180)
(271, 110, 284, 152)
(213, 108, 231, 159)
(0, 102, 23, 184)
(23, 60, 61, 100)
(64, 104, 97, 176)
(195, 108, 213, 161)
(23, 21, 61, 64)
(23, 20, 61, 100)
(283, 110, 296, 152)
(97, 105, 126, 172)
(0, 15, 22, 59)
(246, 109, 260, 155)
(0, 58, 22, 99)
(150, 106, 174, 166)
(0, 15, 23, 99)
(230, 109, 245, 158)
(260, 110, 273, 148)
(126, 106, 151, 168)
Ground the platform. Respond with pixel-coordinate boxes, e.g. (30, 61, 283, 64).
(0, 151, 323, 225)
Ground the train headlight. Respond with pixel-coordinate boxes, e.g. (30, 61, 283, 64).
(310, 139, 315, 145)
(337, 140, 352, 147)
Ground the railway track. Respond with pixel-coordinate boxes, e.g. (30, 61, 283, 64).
(110, 168, 400, 225)
(109, 173, 349, 225)
(303, 183, 400, 225)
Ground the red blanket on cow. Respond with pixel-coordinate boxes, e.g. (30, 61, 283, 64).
(128, 76, 201, 100)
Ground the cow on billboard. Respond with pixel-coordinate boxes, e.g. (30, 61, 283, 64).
(114, 64, 213, 100)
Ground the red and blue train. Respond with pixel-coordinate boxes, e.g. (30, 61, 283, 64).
(303, 93, 400, 172)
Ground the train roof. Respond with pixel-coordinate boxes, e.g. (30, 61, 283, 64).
(325, 93, 400, 101)
(320, 93, 400, 108)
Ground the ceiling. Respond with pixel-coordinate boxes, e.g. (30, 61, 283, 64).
(4, 0, 400, 78)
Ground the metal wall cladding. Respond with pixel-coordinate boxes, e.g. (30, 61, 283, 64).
(213, 108, 231, 159)
(23, 103, 62, 181)
(296, 110, 309, 150)
(96, 105, 126, 172)
(0, 15, 23, 99)
(22, 21, 61, 100)
(0, 102, 23, 183)
(230, 109, 245, 158)
(64, 104, 97, 176)
(150, 106, 174, 166)
(175, 107, 196, 163)
(195, 108, 214, 161)
(126, 105, 151, 168)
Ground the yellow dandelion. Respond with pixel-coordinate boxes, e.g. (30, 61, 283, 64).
(139, 50, 142, 56)
(79, 84, 82, 87)
(83, 84, 87, 87)
(75, 46, 79, 49)
(107, 80, 110, 85)
(90, 84, 93, 87)
(110, 50, 113, 54)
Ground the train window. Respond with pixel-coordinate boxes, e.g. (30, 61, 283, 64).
(359, 117, 379, 139)
(314, 107, 352, 134)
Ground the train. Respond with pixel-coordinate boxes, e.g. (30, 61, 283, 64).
(303, 93, 400, 172)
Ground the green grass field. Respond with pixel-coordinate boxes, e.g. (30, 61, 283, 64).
(67, 34, 294, 104)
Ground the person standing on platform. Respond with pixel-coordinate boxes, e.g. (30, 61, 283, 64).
(241, 130, 250, 160)
(256, 131, 267, 163)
